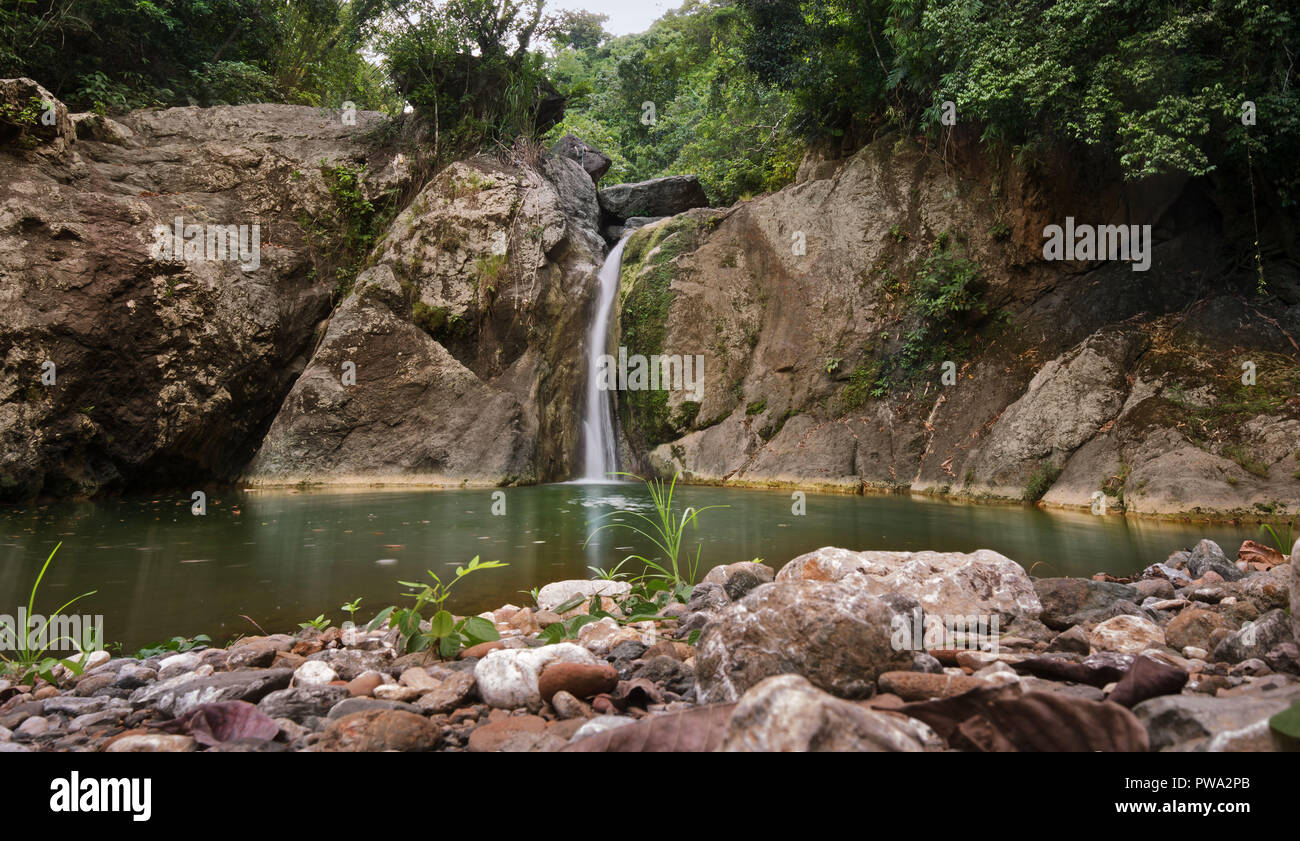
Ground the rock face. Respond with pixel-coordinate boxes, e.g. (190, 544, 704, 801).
(694, 580, 914, 702)
(776, 547, 1041, 622)
(0, 88, 406, 500)
(245, 153, 606, 486)
(609, 135, 1299, 517)
(722, 674, 934, 752)
(598, 175, 709, 220)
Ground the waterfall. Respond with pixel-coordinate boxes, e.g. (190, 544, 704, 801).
(579, 236, 629, 481)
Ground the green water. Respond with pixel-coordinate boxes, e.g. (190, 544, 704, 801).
(0, 483, 1254, 652)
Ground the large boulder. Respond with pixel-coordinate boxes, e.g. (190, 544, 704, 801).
(246, 154, 606, 485)
(0, 95, 404, 500)
(549, 133, 611, 184)
(598, 175, 709, 219)
(694, 580, 914, 702)
(1034, 577, 1141, 630)
(776, 547, 1042, 623)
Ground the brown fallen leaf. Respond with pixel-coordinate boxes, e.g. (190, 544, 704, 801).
(154, 701, 279, 746)
(1106, 654, 1188, 708)
(561, 703, 736, 752)
(1237, 539, 1286, 567)
(898, 685, 1149, 752)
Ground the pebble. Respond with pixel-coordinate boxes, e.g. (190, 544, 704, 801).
(537, 662, 618, 704)
(467, 715, 547, 752)
(294, 660, 339, 686)
(105, 734, 198, 752)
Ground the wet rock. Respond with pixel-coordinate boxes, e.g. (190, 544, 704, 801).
(416, 671, 478, 714)
(695, 580, 914, 702)
(778, 547, 1042, 622)
(724, 674, 936, 752)
(1088, 615, 1165, 655)
(1034, 578, 1141, 630)
(474, 643, 598, 709)
(537, 662, 618, 705)
(257, 686, 349, 722)
(1213, 609, 1295, 664)
(317, 709, 441, 752)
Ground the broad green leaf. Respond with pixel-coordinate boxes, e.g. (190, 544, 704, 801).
(429, 610, 455, 638)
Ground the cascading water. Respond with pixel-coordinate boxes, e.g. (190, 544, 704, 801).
(579, 236, 630, 481)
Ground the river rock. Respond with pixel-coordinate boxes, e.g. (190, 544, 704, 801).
(467, 714, 548, 752)
(416, 671, 478, 714)
(877, 671, 986, 701)
(1164, 607, 1230, 653)
(1088, 615, 1165, 655)
(474, 643, 598, 709)
(776, 547, 1041, 622)
(1134, 687, 1300, 751)
(1186, 539, 1244, 581)
(105, 733, 198, 753)
(538, 662, 618, 705)
(1213, 609, 1295, 664)
(695, 580, 914, 702)
(1034, 578, 1141, 630)
(598, 175, 709, 219)
(257, 686, 349, 722)
(723, 674, 936, 752)
(317, 709, 441, 752)
(703, 560, 775, 589)
(535, 580, 632, 612)
(293, 661, 338, 686)
(130, 669, 293, 717)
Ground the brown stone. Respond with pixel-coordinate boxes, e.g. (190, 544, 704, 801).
(459, 640, 506, 660)
(1164, 607, 1230, 653)
(467, 714, 546, 752)
(346, 671, 384, 697)
(537, 662, 618, 705)
(416, 671, 478, 714)
(317, 710, 441, 752)
(877, 671, 985, 701)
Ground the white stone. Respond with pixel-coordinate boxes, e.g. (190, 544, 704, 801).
(16, 716, 49, 737)
(1088, 614, 1165, 654)
(474, 642, 597, 709)
(571, 715, 635, 741)
(158, 652, 202, 680)
(535, 580, 632, 613)
(293, 660, 338, 686)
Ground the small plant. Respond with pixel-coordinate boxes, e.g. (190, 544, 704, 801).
(368, 556, 507, 658)
(0, 543, 98, 685)
(133, 634, 211, 660)
(1023, 462, 1062, 502)
(824, 357, 842, 374)
(587, 472, 725, 597)
(1259, 509, 1297, 556)
(299, 614, 332, 631)
(341, 598, 363, 621)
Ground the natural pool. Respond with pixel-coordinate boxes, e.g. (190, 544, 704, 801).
(0, 482, 1255, 652)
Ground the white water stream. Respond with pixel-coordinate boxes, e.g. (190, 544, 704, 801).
(579, 236, 629, 481)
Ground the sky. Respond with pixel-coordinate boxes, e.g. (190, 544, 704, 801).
(546, 0, 683, 36)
